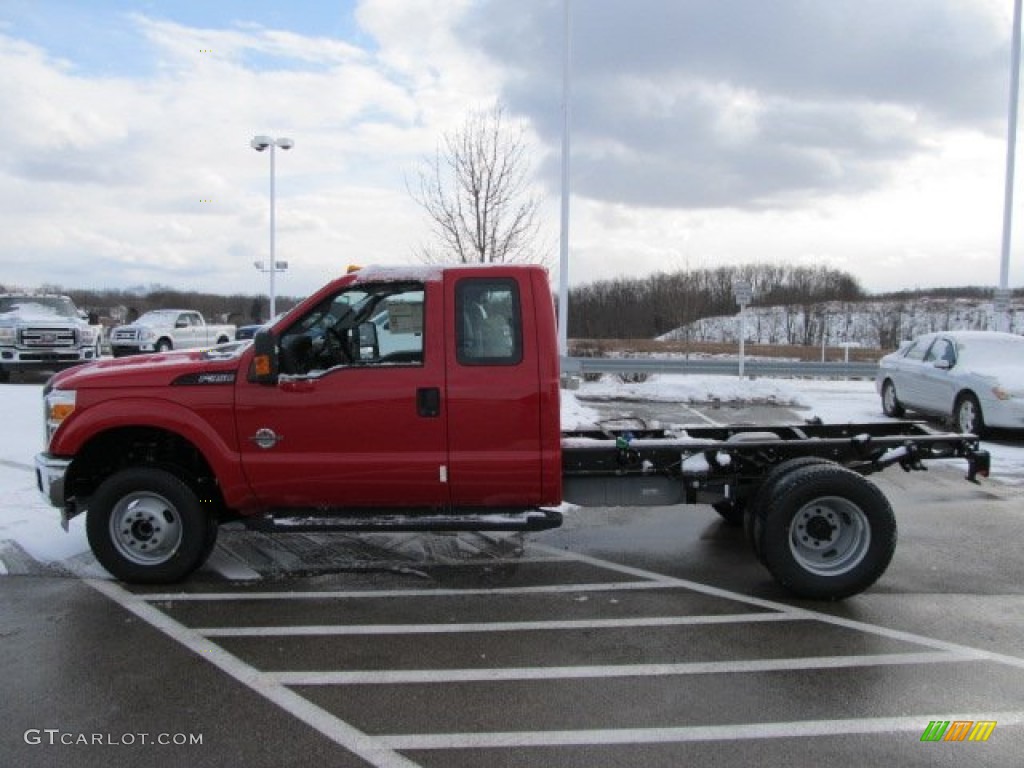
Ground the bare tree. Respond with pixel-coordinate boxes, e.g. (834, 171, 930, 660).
(409, 104, 542, 265)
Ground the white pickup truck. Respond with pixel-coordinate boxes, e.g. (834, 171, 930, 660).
(108, 310, 235, 357)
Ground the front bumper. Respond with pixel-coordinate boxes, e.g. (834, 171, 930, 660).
(1, 348, 98, 370)
(35, 453, 71, 520)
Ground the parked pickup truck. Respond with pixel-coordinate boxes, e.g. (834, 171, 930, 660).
(34, 265, 990, 598)
(0, 293, 102, 382)
(108, 309, 234, 356)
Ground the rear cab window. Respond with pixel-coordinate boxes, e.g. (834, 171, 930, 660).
(455, 278, 523, 366)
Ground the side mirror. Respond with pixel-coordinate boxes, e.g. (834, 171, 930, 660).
(933, 359, 952, 370)
(249, 328, 279, 384)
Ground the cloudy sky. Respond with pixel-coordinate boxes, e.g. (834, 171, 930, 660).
(0, 0, 1020, 299)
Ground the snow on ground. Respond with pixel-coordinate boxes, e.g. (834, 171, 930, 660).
(2, 377, 1021, 573)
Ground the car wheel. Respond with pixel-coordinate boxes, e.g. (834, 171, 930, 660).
(954, 393, 985, 437)
(880, 379, 905, 418)
(156, 339, 173, 353)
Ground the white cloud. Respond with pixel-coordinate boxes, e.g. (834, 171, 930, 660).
(0, 1, 1020, 299)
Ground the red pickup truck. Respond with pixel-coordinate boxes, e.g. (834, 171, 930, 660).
(35, 264, 988, 599)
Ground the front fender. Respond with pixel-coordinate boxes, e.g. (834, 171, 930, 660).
(51, 396, 254, 508)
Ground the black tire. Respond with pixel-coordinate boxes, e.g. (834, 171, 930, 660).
(0, 368, 9, 384)
(86, 467, 212, 583)
(198, 514, 220, 564)
(156, 339, 173, 353)
(880, 379, 905, 418)
(713, 501, 745, 526)
(745, 457, 837, 564)
(954, 393, 985, 438)
(756, 464, 897, 600)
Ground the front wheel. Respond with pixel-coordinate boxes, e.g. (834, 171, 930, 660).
(86, 468, 214, 583)
(756, 464, 897, 600)
(156, 339, 173, 353)
(880, 379, 905, 418)
(954, 393, 985, 437)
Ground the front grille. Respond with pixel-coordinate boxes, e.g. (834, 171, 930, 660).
(111, 329, 138, 342)
(18, 351, 83, 363)
(19, 327, 77, 348)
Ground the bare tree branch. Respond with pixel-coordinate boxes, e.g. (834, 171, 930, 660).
(408, 104, 543, 265)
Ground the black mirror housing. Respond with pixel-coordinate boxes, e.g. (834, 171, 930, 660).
(249, 328, 279, 384)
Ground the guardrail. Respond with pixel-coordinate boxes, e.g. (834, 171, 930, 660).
(562, 356, 878, 379)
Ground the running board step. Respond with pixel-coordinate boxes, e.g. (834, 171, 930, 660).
(242, 508, 563, 534)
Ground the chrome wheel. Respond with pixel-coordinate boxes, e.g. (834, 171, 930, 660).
(108, 491, 183, 566)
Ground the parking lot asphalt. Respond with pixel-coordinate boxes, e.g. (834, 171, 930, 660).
(2, 400, 1023, 767)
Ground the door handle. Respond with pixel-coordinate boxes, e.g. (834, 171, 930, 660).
(417, 387, 441, 418)
(280, 379, 315, 393)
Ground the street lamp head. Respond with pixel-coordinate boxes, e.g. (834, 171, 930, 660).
(250, 135, 273, 151)
(276, 137, 294, 151)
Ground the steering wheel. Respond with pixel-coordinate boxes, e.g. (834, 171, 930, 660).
(323, 327, 353, 365)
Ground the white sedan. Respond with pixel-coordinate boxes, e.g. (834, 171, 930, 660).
(876, 330, 1024, 436)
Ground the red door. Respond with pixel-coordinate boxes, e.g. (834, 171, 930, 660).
(235, 280, 449, 509)
(443, 271, 544, 507)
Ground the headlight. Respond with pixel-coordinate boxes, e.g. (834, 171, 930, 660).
(44, 389, 76, 444)
(992, 386, 1013, 401)
(140, 329, 156, 341)
(0, 326, 15, 344)
(80, 327, 97, 344)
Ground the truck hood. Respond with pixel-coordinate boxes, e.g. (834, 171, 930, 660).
(1, 309, 85, 325)
(111, 321, 166, 332)
(49, 343, 248, 390)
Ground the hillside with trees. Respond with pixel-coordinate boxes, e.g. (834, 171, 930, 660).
(567, 264, 1022, 349)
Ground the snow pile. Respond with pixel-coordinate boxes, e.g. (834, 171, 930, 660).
(577, 374, 802, 407)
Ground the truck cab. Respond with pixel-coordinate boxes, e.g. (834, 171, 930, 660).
(241, 264, 562, 509)
(36, 265, 562, 583)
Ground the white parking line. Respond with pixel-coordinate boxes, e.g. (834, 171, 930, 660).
(81, 577, 420, 768)
(197, 612, 796, 637)
(268, 651, 970, 686)
(137, 580, 680, 602)
(379, 711, 1024, 750)
(541, 546, 1024, 671)
(76, 540, 1024, 764)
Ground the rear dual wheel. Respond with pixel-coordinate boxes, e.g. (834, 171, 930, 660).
(755, 464, 897, 600)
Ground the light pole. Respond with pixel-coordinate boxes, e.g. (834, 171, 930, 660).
(251, 135, 293, 319)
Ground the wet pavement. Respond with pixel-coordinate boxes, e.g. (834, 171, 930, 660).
(3, 399, 1023, 767)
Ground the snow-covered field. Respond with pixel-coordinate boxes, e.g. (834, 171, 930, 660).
(2, 376, 1021, 574)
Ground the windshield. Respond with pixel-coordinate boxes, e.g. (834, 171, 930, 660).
(134, 310, 180, 324)
(0, 296, 79, 319)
